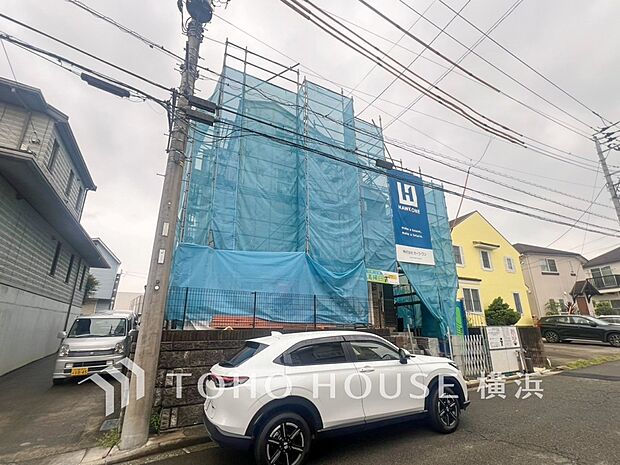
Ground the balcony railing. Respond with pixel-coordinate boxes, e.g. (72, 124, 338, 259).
(588, 275, 620, 290)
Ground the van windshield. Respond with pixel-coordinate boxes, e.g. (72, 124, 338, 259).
(68, 318, 126, 338)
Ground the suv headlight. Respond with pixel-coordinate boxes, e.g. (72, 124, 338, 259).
(114, 342, 125, 355)
(59, 344, 70, 357)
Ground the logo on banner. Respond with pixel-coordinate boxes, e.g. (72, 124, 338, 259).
(397, 182, 418, 208)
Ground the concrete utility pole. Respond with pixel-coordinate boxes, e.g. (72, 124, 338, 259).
(595, 137, 620, 225)
(120, 16, 207, 450)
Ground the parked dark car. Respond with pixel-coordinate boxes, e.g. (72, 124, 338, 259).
(598, 315, 620, 325)
(538, 315, 620, 347)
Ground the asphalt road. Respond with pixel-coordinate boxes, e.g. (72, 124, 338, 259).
(543, 340, 620, 366)
(0, 355, 119, 465)
(135, 361, 620, 465)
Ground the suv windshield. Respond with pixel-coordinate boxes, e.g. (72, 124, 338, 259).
(68, 318, 127, 338)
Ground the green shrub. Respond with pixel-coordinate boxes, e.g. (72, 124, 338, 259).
(485, 297, 521, 326)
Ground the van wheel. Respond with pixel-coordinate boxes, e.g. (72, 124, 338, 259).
(254, 412, 311, 465)
(544, 330, 560, 343)
(428, 386, 460, 434)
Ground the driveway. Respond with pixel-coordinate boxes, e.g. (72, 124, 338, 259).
(543, 340, 620, 366)
(0, 355, 118, 464)
(136, 361, 620, 465)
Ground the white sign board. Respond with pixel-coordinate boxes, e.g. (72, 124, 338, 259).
(485, 326, 522, 374)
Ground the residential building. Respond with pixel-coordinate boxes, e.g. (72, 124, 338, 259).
(450, 211, 534, 327)
(164, 52, 459, 340)
(0, 78, 107, 376)
(583, 246, 620, 312)
(81, 238, 121, 315)
(114, 291, 144, 314)
(513, 244, 592, 318)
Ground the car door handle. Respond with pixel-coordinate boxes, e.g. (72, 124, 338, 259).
(359, 366, 374, 373)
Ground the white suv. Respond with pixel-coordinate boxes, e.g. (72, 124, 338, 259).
(203, 331, 469, 465)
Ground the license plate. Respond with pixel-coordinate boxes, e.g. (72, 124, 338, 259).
(71, 367, 89, 376)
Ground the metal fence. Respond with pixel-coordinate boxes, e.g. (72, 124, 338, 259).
(165, 287, 370, 330)
(450, 334, 492, 379)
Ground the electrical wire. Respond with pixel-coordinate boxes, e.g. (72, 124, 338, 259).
(397, 0, 596, 135)
(280, 0, 524, 145)
(356, 0, 471, 117)
(437, 0, 611, 125)
(60, 3, 609, 170)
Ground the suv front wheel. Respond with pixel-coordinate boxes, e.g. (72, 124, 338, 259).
(428, 386, 461, 433)
(254, 412, 311, 465)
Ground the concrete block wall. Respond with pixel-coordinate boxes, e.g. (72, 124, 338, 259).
(155, 328, 392, 431)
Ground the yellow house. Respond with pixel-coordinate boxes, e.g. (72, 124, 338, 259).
(450, 211, 534, 327)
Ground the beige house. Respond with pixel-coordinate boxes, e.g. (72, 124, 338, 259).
(513, 244, 591, 319)
(583, 246, 620, 312)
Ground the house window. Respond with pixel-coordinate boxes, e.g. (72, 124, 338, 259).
(78, 265, 86, 290)
(65, 254, 75, 283)
(65, 170, 74, 196)
(463, 288, 483, 313)
(480, 250, 492, 271)
(75, 186, 83, 210)
(590, 266, 616, 287)
(513, 292, 523, 314)
(50, 241, 62, 276)
(453, 245, 464, 266)
(505, 256, 516, 273)
(541, 258, 558, 274)
(47, 140, 59, 171)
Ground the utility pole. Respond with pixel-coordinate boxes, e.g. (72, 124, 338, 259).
(595, 137, 620, 225)
(120, 4, 212, 449)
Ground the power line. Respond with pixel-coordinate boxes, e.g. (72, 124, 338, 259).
(280, 0, 524, 145)
(345, 0, 437, 100)
(0, 13, 172, 93)
(356, 0, 471, 117)
(1, 39, 17, 80)
(66, 3, 607, 171)
(397, 0, 596, 135)
(200, 117, 620, 237)
(9, 25, 618, 237)
(437, 0, 611, 125)
(212, 70, 612, 209)
(386, 0, 523, 129)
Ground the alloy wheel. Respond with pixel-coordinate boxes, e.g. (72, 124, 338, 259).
(545, 331, 559, 343)
(609, 334, 620, 347)
(266, 422, 306, 465)
(437, 396, 459, 428)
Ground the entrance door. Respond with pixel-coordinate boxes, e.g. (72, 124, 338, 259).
(576, 296, 590, 315)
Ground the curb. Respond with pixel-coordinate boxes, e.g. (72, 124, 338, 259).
(81, 426, 210, 465)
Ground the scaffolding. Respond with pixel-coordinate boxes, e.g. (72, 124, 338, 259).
(168, 42, 457, 334)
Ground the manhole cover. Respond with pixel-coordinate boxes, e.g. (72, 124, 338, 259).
(100, 418, 120, 431)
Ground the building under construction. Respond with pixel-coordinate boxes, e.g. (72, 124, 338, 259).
(165, 43, 459, 339)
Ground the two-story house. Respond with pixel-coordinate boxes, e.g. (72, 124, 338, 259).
(450, 211, 534, 327)
(0, 78, 107, 376)
(583, 246, 620, 312)
(513, 243, 591, 318)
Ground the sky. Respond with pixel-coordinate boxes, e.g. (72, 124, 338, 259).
(1, 0, 619, 293)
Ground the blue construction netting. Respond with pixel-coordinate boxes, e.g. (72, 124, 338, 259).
(170, 58, 457, 332)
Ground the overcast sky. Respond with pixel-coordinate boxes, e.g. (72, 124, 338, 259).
(2, 0, 619, 293)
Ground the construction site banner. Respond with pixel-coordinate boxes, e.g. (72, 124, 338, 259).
(388, 170, 435, 266)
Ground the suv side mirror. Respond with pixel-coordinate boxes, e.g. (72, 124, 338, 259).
(57, 331, 67, 339)
(589, 321, 598, 327)
(398, 348, 409, 364)
(128, 329, 138, 338)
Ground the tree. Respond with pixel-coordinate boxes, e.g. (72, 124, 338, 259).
(485, 297, 521, 326)
(83, 273, 99, 303)
(545, 300, 560, 316)
(594, 301, 616, 316)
